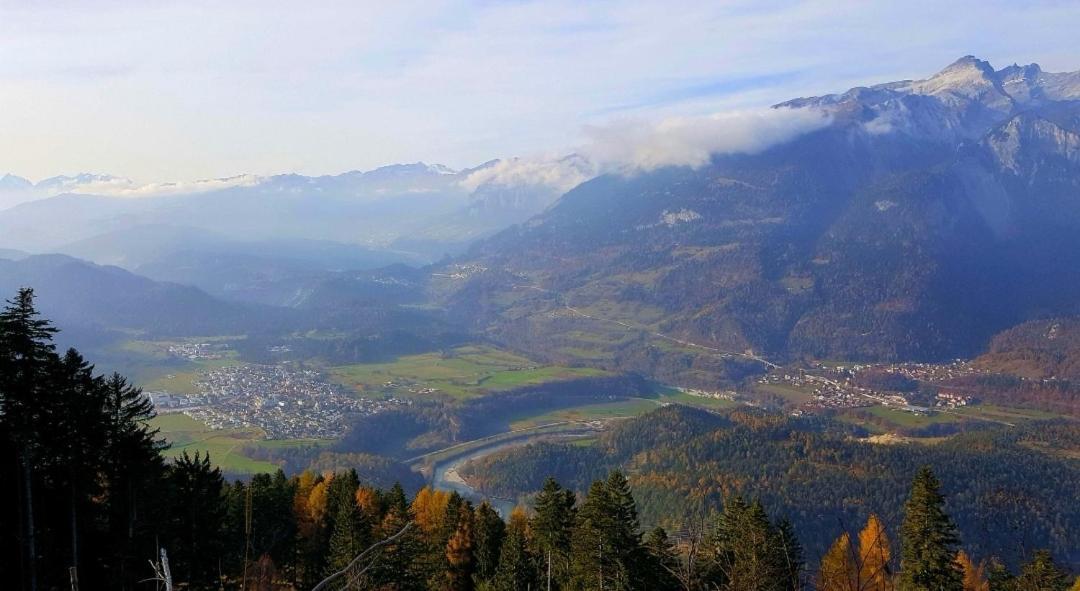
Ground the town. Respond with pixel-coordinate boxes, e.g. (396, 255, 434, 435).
(153, 363, 409, 439)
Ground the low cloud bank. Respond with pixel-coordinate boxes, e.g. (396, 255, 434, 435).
(462, 106, 830, 195)
(64, 174, 265, 198)
(583, 107, 830, 171)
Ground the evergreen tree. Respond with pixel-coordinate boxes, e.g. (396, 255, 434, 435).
(493, 508, 537, 591)
(899, 466, 962, 591)
(774, 517, 804, 591)
(472, 501, 505, 585)
(99, 373, 165, 589)
(163, 451, 226, 588)
(0, 288, 57, 591)
(707, 497, 789, 591)
(325, 492, 367, 575)
(984, 558, 1014, 591)
(643, 526, 681, 591)
(531, 477, 576, 591)
(569, 473, 644, 591)
(1014, 550, 1069, 591)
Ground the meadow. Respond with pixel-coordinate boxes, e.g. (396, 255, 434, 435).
(329, 344, 609, 400)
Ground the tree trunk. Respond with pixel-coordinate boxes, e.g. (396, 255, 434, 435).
(21, 450, 38, 591)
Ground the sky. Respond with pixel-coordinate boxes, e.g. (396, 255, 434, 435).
(2, 0, 1079, 183)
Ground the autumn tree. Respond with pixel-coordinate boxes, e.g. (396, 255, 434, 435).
(955, 551, 988, 591)
(859, 514, 894, 591)
(445, 503, 476, 591)
(819, 532, 858, 591)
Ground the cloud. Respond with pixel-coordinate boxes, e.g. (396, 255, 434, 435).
(581, 107, 831, 172)
(459, 106, 830, 195)
(24, 174, 266, 199)
(461, 155, 595, 194)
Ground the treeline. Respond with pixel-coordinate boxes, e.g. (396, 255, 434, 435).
(459, 406, 1080, 567)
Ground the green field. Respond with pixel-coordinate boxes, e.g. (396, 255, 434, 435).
(329, 345, 610, 400)
(754, 383, 815, 404)
(657, 390, 740, 410)
(508, 398, 663, 429)
(149, 413, 324, 474)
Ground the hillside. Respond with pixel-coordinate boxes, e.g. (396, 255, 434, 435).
(459, 405, 1080, 568)
(435, 57, 1080, 381)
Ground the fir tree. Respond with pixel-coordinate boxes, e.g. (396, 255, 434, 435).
(531, 477, 576, 591)
(493, 508, 537, 591)
(325, 493, 367, 575)
(0, 288, 57, 591)
(473, 501, 505, 585)
(899, 466, 962, 591)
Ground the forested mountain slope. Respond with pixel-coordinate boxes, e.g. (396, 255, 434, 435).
(438, 57, 1080, 376)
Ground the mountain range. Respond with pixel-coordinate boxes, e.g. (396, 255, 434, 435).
(3, 56, 1080, 382)
(435, 56, 1080, 377)
(0, 159, 579, 267)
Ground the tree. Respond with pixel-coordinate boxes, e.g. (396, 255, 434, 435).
(326, 493, 368, 574)
(955, 551, 988, 591)
(643, 526, 681, 591)
(162, 451, 226, 588)
(493, 507, 537, 591)
(707, 497, 790, 591)
(858, 514, 893, 591)
(899, 466, 962, 591)
(774, 517, 804, 591)
(531, 477, 576, 591)
(445, 505, 476, 591)
(1014, 550, 1069, 591)
(819, 532, 858, 591)
(0, 288, 57, 591)
(473, 502, 505, 585)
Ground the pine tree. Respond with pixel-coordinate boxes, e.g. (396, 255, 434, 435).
(163, 450, 226, 588)
(531, 477, 576, 591)
(325, 493, 367, 575)
(773, 517, 804, 591)
(899, 466, 962, 591)
(819, 532, 857, 591)
(984, 557, 1014, 591)
(0, 288, 57, 591)
(493, 508, 537, 591)
(473, 501, 505, 585)
(859, 514, 893, 591)
(643, 526, 681, 591)
(707, 497, 788, 591)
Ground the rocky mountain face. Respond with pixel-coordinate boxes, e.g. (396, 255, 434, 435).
(440, 57, 1080, 373)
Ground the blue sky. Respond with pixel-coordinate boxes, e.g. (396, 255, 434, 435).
(2, 0, 1079, 182)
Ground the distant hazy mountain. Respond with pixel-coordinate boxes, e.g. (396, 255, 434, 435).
(441, 56, 1080, 372)
(0, 254, 263, 336)
(0, 160, 583, 262)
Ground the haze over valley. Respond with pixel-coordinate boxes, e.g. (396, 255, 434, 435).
(2, 3, 1080, 588)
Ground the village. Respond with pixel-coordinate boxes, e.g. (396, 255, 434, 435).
(153, 363, 409, 439)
